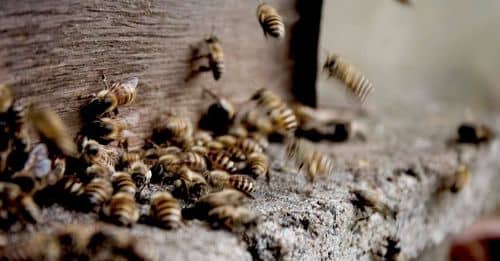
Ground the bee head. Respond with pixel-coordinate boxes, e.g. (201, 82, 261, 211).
(323, 55, 338, 71)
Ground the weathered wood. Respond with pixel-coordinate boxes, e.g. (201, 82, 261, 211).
(0, 0, 297, 143)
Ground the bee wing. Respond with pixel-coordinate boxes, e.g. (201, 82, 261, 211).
(122, 77, 139, 90)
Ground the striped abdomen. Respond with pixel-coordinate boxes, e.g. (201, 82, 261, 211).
(82, 177, 113, 209)
(150, 192, 182, 229)
(257, 3, 285, 39)
(208, 42, 224, 80)
(227, 175, 256, 195)
(106, 192, 139, 227)
(207, 150, 237, 173)
(109, 77, 139, 106)
(111, 171, 137, 195)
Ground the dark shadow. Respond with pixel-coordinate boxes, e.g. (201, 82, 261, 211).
(290, 0, 323, 107)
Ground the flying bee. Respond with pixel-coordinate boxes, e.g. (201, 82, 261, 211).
(256, 2, 285, 39)
(81, 177, 113, 211)
(104, 192, 139, 227)
(13, 157, 66, 194)
(207, 205, 257, 232)
(241, 108, 274, 135)
(10, 143, 51, 193)
(323, 54, 374, 103)
(28, 106, 78, 157)
(286, 138, 333, 182)
(207, 150, 237, 173)
(152, 113, 193, 146)
(81, 77, 139, 119)
(111, 171, 137, 195)
(82, 117, 127, 145)
(198, 88, 235, 134)
(188, 35, 224, 81)
(184, 189, 249, 220)
(81, 139, 119, 172)
(149, 191, 183, 229)
(128, 161, 151, 191)
(250, 88, 298, 136)
(457, 121, 494, 145)
(245, 152, 269, 181)
(180, 151, 207, 172)
(351, 188, 397, 219)
(5, 101, 32, 174)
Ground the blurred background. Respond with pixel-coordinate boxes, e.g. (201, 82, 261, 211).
(317, 1, 500, 260)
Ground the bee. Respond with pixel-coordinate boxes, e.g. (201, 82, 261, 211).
(0, 182, 41, 229)
(149, 191, 183, 229)
(250, 88, 298, 136)
(199, 88, 235, 134)
(128, 161, 151, 191)
(245, 152, 269, 180)
(111, 171, 137, 195)
(85, 164, 113, 182)
(208, 205, 257, 231)
(188, 35, 224, 81)
(180, 151, 207, 172)
(216, 135, 238, 147)
(52, 225, 94, 260)
(0, 84, 13, 113)
(81, 77, 139, 119)
(104, 192, 139, 227)
(28, 106, 78, 157)
(0, 233, 62, 261)
(81, 177, 113, 211)
(228, 138, 264, 161)
(175, 166, 209, 200)
(248, 132, 269, 150)
(58, 176, 85, 199)
(457, 121, 494, 144)
(228, 125, 249, 139)
(205, 170, 231, 191)
(450, 164, 470, 193)
(241, 108, 274, 135)
(144, 145, 182, 161)
(152, 153, 182, 182)
(10, 143, 51, 193)
(152, 113, 193, 146)
(81, 139, 119, 172)
(351, 188, 397, 219)
(187, 145, 209, 157)
(286, 138, 333, 182)
(185, 189, 248, 220)
(192, 130, 213, 146)
(82, 117, 127, 145)
(86, 226, 145, 259)
(207, 171, 256, 197)
(207, 150, 237, 173)
(256, 2, 285, 39)
(4, 101, 32, 174)
(323, 54, 374, 103)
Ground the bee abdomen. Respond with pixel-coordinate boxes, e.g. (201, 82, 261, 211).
(246, 152, 269, 180)
(150, 192, 182, 229)
(111, 172, 137, 195)
(82, 177, 113, 210)
(181, 152, 207, 172)
(207, 150, 237, 173)
(106, 192, 139, 227)
(257, 3, 285, 39)
(227, 175, 256, 195)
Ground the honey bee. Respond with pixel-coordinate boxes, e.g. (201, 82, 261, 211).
(13, 157, 66, 194)
(175, 166, 209, 200)
(286, 138, 333, 182)
(187, 145, 209, 157)
(149, 191, 182, 229)
(185, 189, 248, 220)
(0, 84, 13, 113)
(207, 205, 257, 231)
(323, 54, 374, 103)
(188, 35, 224, 81)
(457, 122, 494, 145)
(81, 77, 139, 119)
(85, 163, 113, 181)
(246, 152, 269, 180)
(256, 2, 285, 39)
(152, 113, 193, 146)
(250, 88, 298, 136)
(227, 175, 256, 198)
(81, 139, 119, 172)
(10, 143, 51, 193)
(216, 135, 238, 147)
(111, 171, 137, 195)
(207, 150, 237, 173)
(192, 130, 213, 146)
(4, 101, 32, 174)
(0, 182, 41, 229)
(58, 176, 85, 199)
(205, 170, 231, 191)
(199, 88, 235, 134)
(81, 177, 113, 211)
(227, 138, 264, 161)
(180, 151, 207, 172)
(128, 161, 151, 191)
(152, 153, 182, 182)
(0, 233, 62, 260)
(241, 108, 274, 135)
(28, 106, 78, 157)
(450, 164, 470, 193)
(104, 192, 139, 227)
(351, 188, 397, 219)
(228, 125, 249, 139)
(82, 117, 127, 145)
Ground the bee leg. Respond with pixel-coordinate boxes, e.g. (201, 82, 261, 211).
(101, 71, 110, 89)
(78, 93, 96, 100)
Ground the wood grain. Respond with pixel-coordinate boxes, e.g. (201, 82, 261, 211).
(0, 0, 298, 144)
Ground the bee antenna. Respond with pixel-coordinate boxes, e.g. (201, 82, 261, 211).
(201, 86, 218, 100)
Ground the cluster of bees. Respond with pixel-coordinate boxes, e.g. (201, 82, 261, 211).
(1, 224, 147, 260)
(0, 0, 495, 259)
